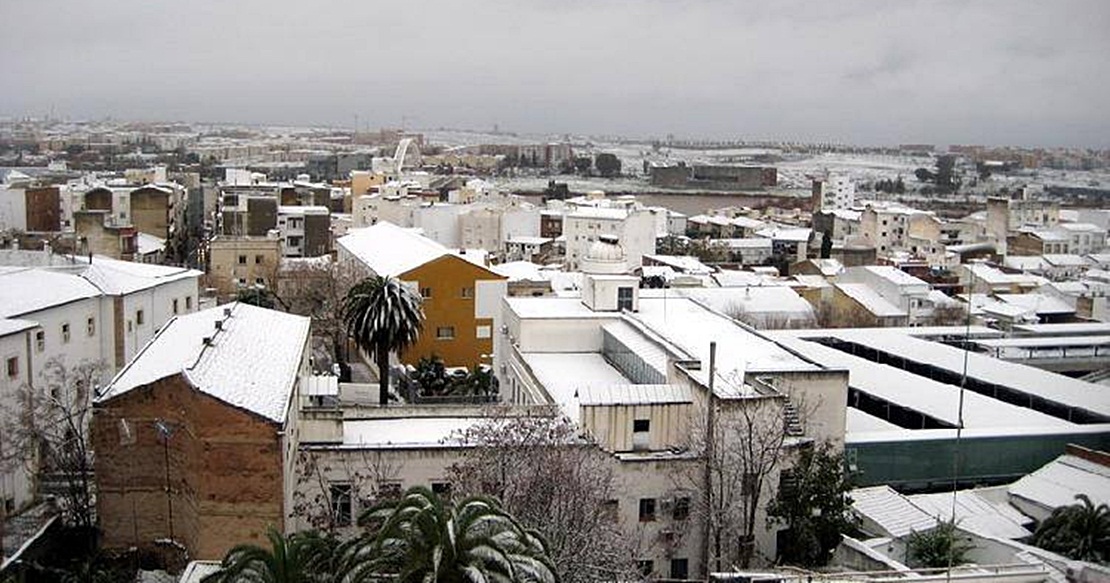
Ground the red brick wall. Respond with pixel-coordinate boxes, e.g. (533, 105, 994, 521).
(92, 374, 285, 560)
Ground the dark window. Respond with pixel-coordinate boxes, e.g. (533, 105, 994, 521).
(136, 310, 145, 325)
(6, 357, 17, 378)
(330, 483, 352, 526)
(637, 560, 653, 577)
(460, 287, 474, 299)
(185, 296, 193, 310)
(172, 299, 179, 314)
(431, 482, 452, 499)
(238, 254, 247, 265)
(35, 331, 44, 352)
(420, 287, 432, 299)
(638, 498, 656, 522)
(673, 496, 691, 521)
(633, 419, 650, 433)
(87, 317, 96, 336)
(669, 558, 688, 580)
(618, 287, 634, 311)
(436, 326, 455, 340)
(600, 499, 619, 522)
(255, 254, 263, 264)
(378, 482, 402, 500)
(62, 323, 71, 343)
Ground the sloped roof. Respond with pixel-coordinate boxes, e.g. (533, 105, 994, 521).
(836, 283, 906, 318)
(851, 485, 938, 538)
(338, 221, 496, 278)
(99, 303, 309, 423)
(0, 267, 101, 318)
(1009, 453, 1110, 513)
(79, 256, 200, 295)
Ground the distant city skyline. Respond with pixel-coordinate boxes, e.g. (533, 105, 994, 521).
(2, 0, 1108, 149)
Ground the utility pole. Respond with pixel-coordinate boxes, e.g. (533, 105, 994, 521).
(155, 419, 176, 541)
(702, 342, 717, 581)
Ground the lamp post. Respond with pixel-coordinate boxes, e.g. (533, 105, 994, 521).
(154, 419, 176, 541)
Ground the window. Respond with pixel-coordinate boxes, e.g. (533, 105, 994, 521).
(6, 357, 17, 378)
(172, 298, 179, 314)
(669, 558, 688, 580)
(329, 483, 352, 527)
(436, 326, 455, 340)
(601, 499, 619, 522)
(255, 254, 263, 264)
(62, 323, 71, 343)
(476, 325, 491, 339)
(378, 481, 403, 500)
(87, 317, 95, 336)
(638, 498, 656, 522)
(185, 296, 193, 310)
(673, 497, 691, 521)
(136, 310, 145, 326)
(460, 286, 474, 299)
(420, 287, 433, 299)
(255, 278, 265, 285)
(637, 560, 653, 577)
(617, 287, 634, 311)
(35, 331, 44, 352)
(633, 419, 650, 433)
(238, 255, 247, 265)
(431, 482, 452, 499)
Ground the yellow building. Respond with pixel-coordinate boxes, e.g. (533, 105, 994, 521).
(336, 222, 506, 368)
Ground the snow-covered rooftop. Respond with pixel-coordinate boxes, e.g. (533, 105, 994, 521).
(99, 303, 310, 423)
(676, 287, 816, 326)
(994, 293, 1075, 315)
(0, 267, 102, 318)
(578, 384, 693, 406)
(1008, 453, 1110, 514)
(852, 485, 938, 538)
(337, 221, 496, 277)
(0, 318, 38, 337)
(908, 490, 1032, 540)
(342, 417, 487, 448)
(522, 352, 633, 420)
(836, 283, 906, 318)
(79, 257, 200, 296)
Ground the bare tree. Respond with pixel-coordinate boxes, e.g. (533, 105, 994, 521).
(291, 448, 401, 535)
(275, 257, 361, 365)
(0, 357, 105, 532)
(675, 382, 813, 572)
(447, 406, 640, 583)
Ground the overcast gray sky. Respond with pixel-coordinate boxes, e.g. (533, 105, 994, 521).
(2, 0, 1108, 147)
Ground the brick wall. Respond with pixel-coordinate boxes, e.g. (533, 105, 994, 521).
(93, 374, 285, 560)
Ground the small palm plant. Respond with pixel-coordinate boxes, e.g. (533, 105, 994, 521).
(342, 486, 559, 583)
(202, 528, 335, 583)
(1033, 493, 1110, 564)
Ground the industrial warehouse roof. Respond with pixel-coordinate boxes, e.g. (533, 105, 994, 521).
(781, 328, 1110, 420)
(337, 221, 496, 277)
(99, 303, 310, 423)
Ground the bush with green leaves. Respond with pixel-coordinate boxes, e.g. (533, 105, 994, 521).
(906, 518, 974, 569)
(1032, 494, 1110, 564)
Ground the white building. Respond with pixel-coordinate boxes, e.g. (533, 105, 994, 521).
(839, 265, 938, 325)
(812, 172, 855, 211)
(563, 206, 657, 271)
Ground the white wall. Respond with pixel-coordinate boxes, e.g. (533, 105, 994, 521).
(0, 187, 27, 231)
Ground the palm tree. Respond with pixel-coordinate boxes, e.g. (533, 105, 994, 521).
(342, 275, 424, 406)
(1033, 494, 1110, 564)
(342, 486, 559, 583)
(202, 528, 335, 583)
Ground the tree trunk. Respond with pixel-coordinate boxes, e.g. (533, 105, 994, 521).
(377, 344, 390, 406)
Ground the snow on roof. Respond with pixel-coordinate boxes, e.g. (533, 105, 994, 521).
(756, 227, 811, 242)
(1003, 255, 1048, 271)
(851, 485, 938, 538)
(278, 205, 329, 215)
(578, 384, 693, 406)
(773, 333, 1073, 430)
(634, 296, 820, 378)
(506, 236, 552, 246)
(836, 283, 907, 318)
(717, 238, 773, 250)
(1042, 254, 1088, 267)
(962, 263, 1042, 286)
(0, 267, 102, 318)
(811, 328, 1110, 418)
(846, 407, 902, 433)
(522, 352, 633, 420)
(100, 303, 309, 423)
(180, 562, 223, 583)
(136, 232, 166, 256)
(1058, 222, 1104, 233)
(644, 254, 714, 275)
(676, 287, 816, 323)
(79, 257, 200, 295)
(995, 293, 1075, 315)
(0, 318, 38, 337)
(713, 269, 778, 287)
(506, 296, 616, 319)
(908, 491, 1032, 540)
(342, 417, 487, 448)
(338, 221, 488, 277)
(603, 319, 690, 374)
(792, 274, 832, 288)
(974, 335, 1110, 349)
(1013, 322, 1110, 336)
(854, 265, 928, 288)
(1008, 453, 1110, 514)
(567, 206, 628, 220)
(491, 261, 545, 282)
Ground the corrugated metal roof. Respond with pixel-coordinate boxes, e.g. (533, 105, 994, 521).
(578, 383, 692, 406)
(851, 485, 938, 538)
